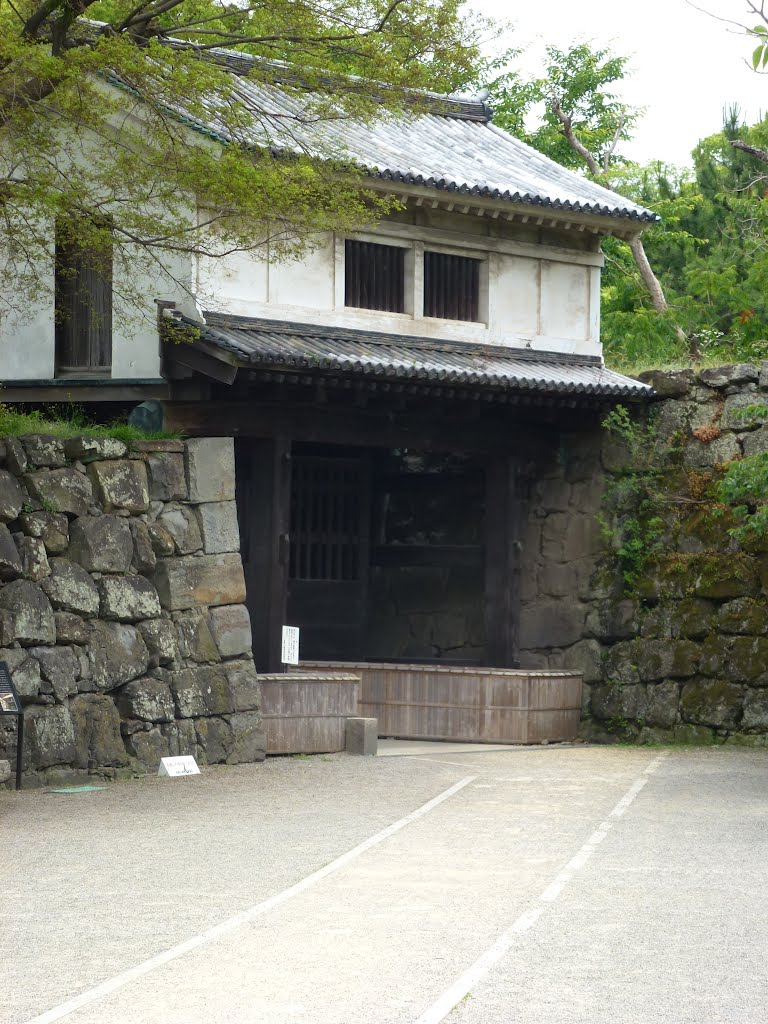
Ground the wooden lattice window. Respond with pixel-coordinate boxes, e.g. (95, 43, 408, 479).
(424, 250, 480, 322)
(55, 219, 113, 374)
(290, 457, 365, 581)
(344, 239, 405, 313)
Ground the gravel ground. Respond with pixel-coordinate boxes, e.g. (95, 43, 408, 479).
(2, 745, 767, 1024)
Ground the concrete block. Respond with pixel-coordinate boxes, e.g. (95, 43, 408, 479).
(345, 717, 378, 756)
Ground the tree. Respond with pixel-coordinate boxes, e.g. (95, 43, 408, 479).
(0, 0, 490, 319)
(490, 43, 696, 363)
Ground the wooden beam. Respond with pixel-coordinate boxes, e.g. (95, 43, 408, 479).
(162, 399, 561, 457)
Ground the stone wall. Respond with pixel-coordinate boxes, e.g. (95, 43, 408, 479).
(517, 361, 768, 746)
(0, 434, 264, 787)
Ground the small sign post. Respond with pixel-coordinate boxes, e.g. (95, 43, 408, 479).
(0, 661, 23, 791)
(281, 625, 300, 671)
(158, 755, 201, 778)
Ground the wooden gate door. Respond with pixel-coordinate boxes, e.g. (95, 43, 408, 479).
(287, 454, 371, 661)
(235, 437, 291, 672)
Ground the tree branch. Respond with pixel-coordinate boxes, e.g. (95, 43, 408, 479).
(732, 139, 768, 164)
(549, 92, 602, 177)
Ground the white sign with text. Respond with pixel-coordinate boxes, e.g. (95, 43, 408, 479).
(158, 755, 201, 778)
(281, 625, 300, 665)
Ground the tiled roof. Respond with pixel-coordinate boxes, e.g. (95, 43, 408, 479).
(187, 313, 653, 400)
(155, 46, 657, 226)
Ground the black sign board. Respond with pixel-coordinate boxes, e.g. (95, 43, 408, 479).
(0, 661, 23, 790)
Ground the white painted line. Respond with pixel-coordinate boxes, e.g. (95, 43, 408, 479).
(412, 751, 670, 1024)
(26, 776, 477, 1024)
(406, 757, 487, 769)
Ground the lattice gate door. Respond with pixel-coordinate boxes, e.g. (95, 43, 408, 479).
(287, 454, 371, 661)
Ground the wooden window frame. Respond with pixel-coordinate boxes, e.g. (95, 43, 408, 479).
(54, 218, 113, 377)
(422, 248, 487, 324)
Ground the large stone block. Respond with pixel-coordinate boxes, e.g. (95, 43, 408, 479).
(743, 428, 768, 457)
(42, 558, 100, 616)
(185, 438, 235, 502)
(123, 725, 170, 768)
(147, 522, 175, 557)
(16, 536, 50, 582)
(153, 554, 246, 611)
(518, 599, 585, 650)
(742, 690, 768, 730)
(225, 659, 260, 711)
(584, 599, 639, 642)
(117, 677, 175, 723)
(70, 694, 128, 768)
(137, 619, 178, 667)
(717, 598, 768, 636)
(560, 639, 603, 684)
(722, 392, 768, 431)
(29, 645, 79, 701)
(129, 520, 156, 573)
(98, 576, 162, 623)
(25, 704, 76, 769)
(0, 524, 23, 581)
(194, 716, 233, 764)
(722, 637, 768, 683)
(4, 437, 27, 475)
(680, 678, 743, 729)
(209, 605, 252, 658)
(146, 452, 187, 501)
(0, 580, 55, 645)
(682, 432, 741, 468)
(88, 460, 149, 513)
(54, 612, 90, 646)
(20, 511, 69, 554)
(602, 641, 641, 685)
(26, 468, 93, 517)
(157, 507, 202, 555)
(174, 609, 220, 663)
(21, 435, 66, 468)
(228, 712, 266, 764)
(63, 437, 128, 464)
(68, 516, 133, 573)
(87, 621, 149, 690)
(645, 680, 681, 728)
(196, 501, 240, 555)
(637, 640, 699, 682)
(0, 469, 23, 523)
(1, 648, 42, 701)
(171, 666, 235, 717)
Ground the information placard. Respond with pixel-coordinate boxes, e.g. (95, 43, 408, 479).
(281, 625, 300, 665)
(158, 755, 201, 778)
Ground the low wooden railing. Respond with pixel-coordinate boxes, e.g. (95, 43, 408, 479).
(300, 662, 582, 745)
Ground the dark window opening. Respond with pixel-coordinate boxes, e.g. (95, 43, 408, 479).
(424, 250, 481, 322)
(344, 239, 405, 313)
(55, 219, 113, 375)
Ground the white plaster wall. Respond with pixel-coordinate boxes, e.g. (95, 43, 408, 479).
(0, 292, 56, 379)
(539, 262, 591, 353)
(197, 219, 604, 358)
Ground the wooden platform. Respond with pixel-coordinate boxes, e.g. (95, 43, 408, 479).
(299, 662, 583, 744)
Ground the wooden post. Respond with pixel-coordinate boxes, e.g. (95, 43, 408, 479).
(484, 456, 527, 668)
(235, 437, 291, 672)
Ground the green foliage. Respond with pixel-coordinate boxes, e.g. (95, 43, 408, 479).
(716, 447, 768, 543)
(489, 40, 768, 372)
(599, 406, 666, 591)
(0, 403, 178, 441)
(0, 0, 492, 318)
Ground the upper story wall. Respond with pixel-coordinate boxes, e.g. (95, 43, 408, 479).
(0, 228, 194, 382)
(196, 203, 605, 359)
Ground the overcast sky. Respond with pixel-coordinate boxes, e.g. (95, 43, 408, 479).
(474, 0, 764, 168)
